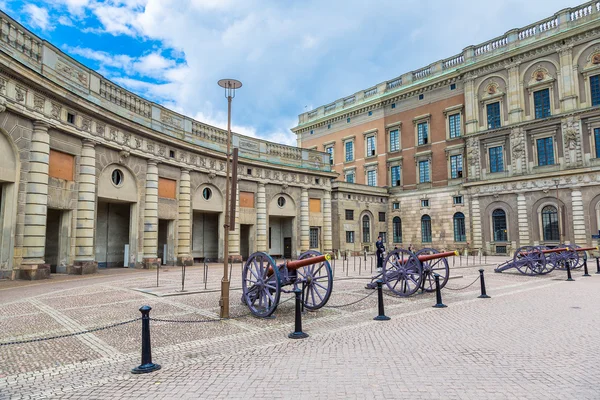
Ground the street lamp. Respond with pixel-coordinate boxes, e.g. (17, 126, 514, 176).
(218, 78, 242, 319)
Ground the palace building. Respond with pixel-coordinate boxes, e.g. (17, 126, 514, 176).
(293, 2, 600, 255)
(0, 11, 335, 280)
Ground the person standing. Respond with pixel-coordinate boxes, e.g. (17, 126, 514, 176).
(376, 235, 385, 272)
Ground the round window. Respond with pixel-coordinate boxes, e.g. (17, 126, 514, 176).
(202, 187, 212, 200)
(277, 196, 286, 208)
(111, 169, 124, 186)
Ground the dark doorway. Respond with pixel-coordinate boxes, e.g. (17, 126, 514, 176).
(240, 224, 252, 261)
(96, 201, 131, 268)
(192, 211, 219, 261)
(44, 209, 61, 273)
(284, 237, 292, 259)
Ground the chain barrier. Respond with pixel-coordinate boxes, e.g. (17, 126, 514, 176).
(324, 290, 376, 308)
(444, 275, 480, 291)
(0, 317, 140, 347)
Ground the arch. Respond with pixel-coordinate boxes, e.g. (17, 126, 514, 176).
(533, 198, 568, 244)
(98, 163, 138, 202)
(0, 126, 19, 276)
(0, 128, 18, 183)
(268, 193, 296, 217)
(362, 214, 371, 243)
(519, 58, 560, 82)
(421, 214, 432, 243)
(193, 183, 223, 212)
(475, 74, 508, 97)
(392, 216, 402, 243)
(541, 205, 559, 242)
(590, 193, 600, 236)
(491, 208, 508, 242)
(573, 39, 600, 67)
(453, 212, 466, 242)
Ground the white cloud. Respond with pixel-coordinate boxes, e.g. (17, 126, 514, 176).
(23, 4, 52, 31)
(57, 15, 74, 26)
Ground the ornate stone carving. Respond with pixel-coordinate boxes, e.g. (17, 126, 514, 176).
(56, 60, 89, 87)
(15, 86, 26, 103)
(510, 129, 524, 159)
(81, 118, 91, 132)
(51, 102, 61, 119)
(562, 116, 582, 167)
(466, 137, 479, 166)
(96, 123, 105, 136)
(563, 119, 578, 150)
(208, 171, 216, 180)
(134, 137, 142, 149)
(158, 145, 166, 157)
(33, 95, 44, 112)
(0, 97, 6, 113)
(118, 150, 130, 164)
(160, 110, 181, 128)
(147, 143, 155, 153)
(110, 128, 118, 142)
(0, 78, 6, 94)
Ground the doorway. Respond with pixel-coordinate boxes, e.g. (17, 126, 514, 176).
(283, 237, 292, 259)
(96, 201, 132, 268)
(158, 219, 175, 265)
(192, 211, 219, 261)
(240, 224, 254, 261)
(268, 216, 293, 258)
(44, 209, 70, 273)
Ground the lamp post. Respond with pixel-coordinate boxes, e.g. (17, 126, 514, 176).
(218, 78, 242, 319)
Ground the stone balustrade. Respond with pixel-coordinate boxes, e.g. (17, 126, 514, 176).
(0, 15, 42, 64)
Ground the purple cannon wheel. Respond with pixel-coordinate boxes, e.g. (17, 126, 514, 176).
(297, 250, 333, 310)
(571, 244, 588, 270)
(555, 245, 580, 271)
(514, 246, 546, 275)
(382, 249, 422, 297)
(242, 252, 281, 318)
(415, 248, 449, 292)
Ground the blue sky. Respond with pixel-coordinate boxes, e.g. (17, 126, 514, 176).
(4, 0, 581, 145)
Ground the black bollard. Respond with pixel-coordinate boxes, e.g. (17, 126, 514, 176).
(374, 280, 390, 321)
(478, 269, 491, 299)
(596, 257, 600, 275)
(432, 273, 447, 308)
(301, 281, 306, 313)
(289, 288, 309, 339)
(583, 259, 591, 277)
(132, 305, 161, 374)
(181, 263, 186, 292)
(156, 264, 159, 288)
(566, 262, 574, 281)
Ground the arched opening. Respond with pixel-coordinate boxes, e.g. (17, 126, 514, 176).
(453, 212, 466, 242)
(393, 216, 402, 243)
(421, 215, 432, 243)
(192, 184, 223, 262)
(362, 215, 371, 243)
(541, 205, 559, 242)
(268, 193, 295, 259)
(492, 209, 507, 242)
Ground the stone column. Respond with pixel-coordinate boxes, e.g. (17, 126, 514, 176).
(323, 189, 332, 253)
(471, 195, 483, 250)
(142, 160, 160, 268)
(20, 121, 50, 279)
(300, 188, 310, 252)
(177, 169, 193, 266)
(463, 76, 478, 134)
(517, 193, 530, 246)
(73, 139, 98, 274)
(558, 47, 577, 112)
(256, 182, 267, 252)
(506, 64, 523, 124)
(228, 185, 241, 261)
(571, 188, 587, 245)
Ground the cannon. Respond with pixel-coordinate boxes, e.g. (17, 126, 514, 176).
(366, 248, 457, 297)
(241, 250, 333, 318)
(494, 245, 597, 275)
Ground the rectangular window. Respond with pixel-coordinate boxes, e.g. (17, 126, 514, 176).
(378, 232, 387, 243)
(489, 146, 504, 173)
(421, 199, 430, 208)
(326, 146, 334, 165)
(487, 102, 501, 129)
(534, 88, 551, 119)
(309, 198, 321, 213)
(421, 218, 432, 243)
(346, 231, 354, 243)
(591, 75, 600, 107)
(419, 160, 430, 183)
(392, 202, 400, 210)
(309, 227, 319, 248)
(450, 154, 463, 179)
(345, 210, 354, 220)
(48, 149, 75, 181)
(379, 212, 385, 222)
(449, 114, 461, 138)
(345, 141, 354, 162)
(367, 170, 377, 186)
(595, 128, 600, 158)
(391, 165, 401, 187)
(366, 136, 376, 157)
(158, 177, 177, 199)
(346, 172, 355, 183)
(239, 191, 255, 208)
(389, 129, 399, 152)
(536, 137, 555, 166)
(453, 195, 463, 205)
(417, 122, 428, 145)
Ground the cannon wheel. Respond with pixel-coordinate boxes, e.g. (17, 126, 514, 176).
(383, 249, 422, 297)
(554, 245, 580, 271)
(534, 245, 558, 275)
(415, 248, 449, 292)
(242, 252, 281, 318)
(514, 246, 546, 275)
(297, 250, 333, 310)
(571, 244, 588, 270)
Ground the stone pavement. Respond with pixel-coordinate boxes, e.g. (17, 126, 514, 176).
(0, 259, 599, 399)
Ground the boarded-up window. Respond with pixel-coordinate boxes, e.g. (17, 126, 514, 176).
(158, 178, 176, 199)
(309, 198, 321, 213)
(48, 149, 74, 181)
(240, 191, 255, 208)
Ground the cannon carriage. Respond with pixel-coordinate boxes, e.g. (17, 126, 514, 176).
(366, 248, 457, 297)
(241, 250, 333, 318)
(494, 245, 596, 275)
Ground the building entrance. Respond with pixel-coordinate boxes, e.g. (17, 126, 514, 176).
(44, 209, 71, 273)
(96, 201, 132, 268)
(269, 216, 293, 258)
(192, 211, 220, 261)
(158, 219, 175, 265)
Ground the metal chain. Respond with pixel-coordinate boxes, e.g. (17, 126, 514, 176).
(444, 275, 480, 291)
(0, 318, 140, 347)
(324, 290, 376, 308)
(151, 312, 251, 324)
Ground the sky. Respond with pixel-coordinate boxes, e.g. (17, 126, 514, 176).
(3, 0, 582, 145)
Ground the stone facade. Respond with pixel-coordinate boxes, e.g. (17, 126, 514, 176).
(0, 11, 335, 279)
(294, 1, 600, 255)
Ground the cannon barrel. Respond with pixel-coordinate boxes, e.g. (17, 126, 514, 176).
(536, 246, 597, 255)
(416, 250, 459, 263)
(286, 254, 332, 270)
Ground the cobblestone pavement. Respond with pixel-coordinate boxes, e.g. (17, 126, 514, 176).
(0, 258, 599, 399)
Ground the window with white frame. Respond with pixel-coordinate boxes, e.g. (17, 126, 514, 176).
(346, 231, 354, 243)
(392, 202, 400, 210)
(367, 169, 377, 186)
(448, 113, 461, 138)
(366, 135, 376, 157)
(325, 146, 334, 165)
(453, 195, 463, 205)
(391, 165, 401, 187)
(450, 154, 463, 179)
(419, 160, 430, 183)
(421, 199, 430, 208)
(389, 129, 400, 152)
(417, 122, 429, 145)
(345, 171, 355, 183)
(344, 140, 354, 162)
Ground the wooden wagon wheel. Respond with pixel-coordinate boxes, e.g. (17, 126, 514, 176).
(551, 244, 579, 271)
(297, 250, 333, 310)
(514, 246, 547, 275)
(415, 248, 449, 292)
(242, 252, 281, 318)
(382, 249, 422, 297)
(570, 244, 586, 270)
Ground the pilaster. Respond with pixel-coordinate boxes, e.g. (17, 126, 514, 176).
(506, 64, 523, 124)
(558, 46, 578, 112)
(323, 189, 332, 253)
(471, 195, 483, 250)
(571, 188, 587, 245)
(256, 182, 267, 252)
(300, 188, 310, 252)
(177, 169, 193, 266)
(228, 184, 241, 261)
(463, 76, 478, 134)
(143, 160, 160, 268)
(517, 193, 530, 246)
